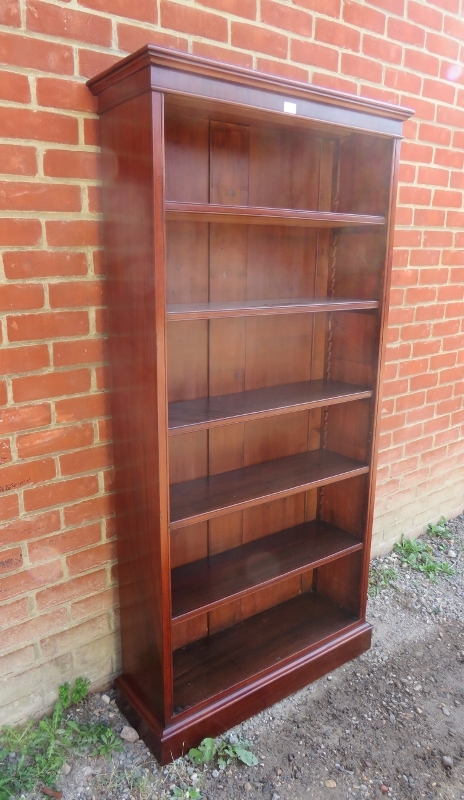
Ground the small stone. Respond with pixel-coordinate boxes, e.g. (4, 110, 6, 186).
(380, 786, 389, 794)
(101, 694, 111, 704)
(244, 783, 252, 792)
(448, 550, 457, 558)
(389, 713, 396, 724)
(442, 706, 451, 717)
(272, 795, 280, 800)
(61, 763, 72, 776)
(212, 769, 219, 779)
(442, 755, 454, 768)
(414, 684, 422, 692)
(120, 725, 139, 742)
(324, 779, 337, 789)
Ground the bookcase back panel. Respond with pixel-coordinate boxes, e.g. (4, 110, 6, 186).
(324, 399, 371, 463)
(320, 474, 368, 537)
(329, 312, 378, 387)
(332, 231, 386, 301)
(166, 221, 209, 304)
(337, 134, 393, 217)
(171, 521, 208, 568)
(165, 114, 209, 203)
(167, 320, 208, 402)
(316, 550, 363, 616)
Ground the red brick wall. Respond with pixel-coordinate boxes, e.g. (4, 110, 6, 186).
(1, 0, 464, 723)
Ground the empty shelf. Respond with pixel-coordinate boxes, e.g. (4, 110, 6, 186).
(167, 297, 379, 320)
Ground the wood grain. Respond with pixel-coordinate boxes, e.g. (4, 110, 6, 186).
(167, 298, 379, 320)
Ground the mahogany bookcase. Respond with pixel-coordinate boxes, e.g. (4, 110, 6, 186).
(88, 46, 412, 764)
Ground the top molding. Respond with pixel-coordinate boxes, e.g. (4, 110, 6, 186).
(87, 45, 414, 137)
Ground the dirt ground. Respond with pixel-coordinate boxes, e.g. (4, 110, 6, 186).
(23, 514, 464, 800)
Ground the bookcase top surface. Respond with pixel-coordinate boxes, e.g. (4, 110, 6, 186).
(87, 44, 413, 136)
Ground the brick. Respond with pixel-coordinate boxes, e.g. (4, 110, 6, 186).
(400, 322, 432, 341)
(314, 18, 360, 51)
(0, 0, 20, 25)
(408, 0, 443, 30)
(55, 393, 110, 423)
(401, 142, 433, 164)
(427, 384, 453, 403)
(0, 70, 30, 104)
(0, 404, 51, 438)
(77, 48, 120, 79)
(162, 1, 227, 41)
(437, 104, 464, 128)
(36, 78, 97, 113)
(399, 357, 429, 378)
(67, 541, 116, 576)
(434, 189, 462, 207)
(292, 0, 340, 15)
(1, 598, 30, 629)
(396, 391, 426, 412)
(0, 646, 36, 677)
(399, 186, 431, 205)
(49, 281, 104, 309)
(431, 352, 457, 370)
(393, 230, 422, 248)
(341, 53, 383, 83)
(419, 267, 449, 284)
(198, 0, 257, 18)
(117, 23, 188, 55)
(60, 443, 112, 477)
(414, 209, 445, 226)
(23, 474, 99, 513)
(0, 107, 78, 145)
(388, 18, 425, 47)
(255, 58, 308, 82)
(0, 560, 62, 602)
(28, 521, 102, 563)
(71, 586, 118, 621)
(36, 569, 107, 610)
(438, 285, 464, 301)
(443, 13, 464, 40)
(422, 77, 455, 104)
(435, 149, 464, 169)
(2, 608, 68, 650)
(87, 185, 102, 214)
(291, 39, 338, 71)
(2, 511, 60, 547)
(417, 166, 448, 187)
(0, 382, 7, 406)
(261, 0, 312, 36)
(433, 319, 460, 336)
(0, 546, 22, 574)
(401, 94, 435, 122)
(362, 35, 402, 65)
(423, 230, 453, 247)
(232, 20, 287, 57)
(95, 365, 110, 391)
(98, 417, 112, 443)
(17, 423, 94, 459)
(27, 0, 112, 45)
(0, 491, 18, 522)
(0, 181, 81, 212)
(447, 210, 464, 227)
(3, 251, 87, 279)
(0, 344, 49, 376)
(403, 435, 433, 456)
(415, 304, 445, 321)
(0, 284, 44, 312)
(78, 0, 157, 23)
(46, 220, 102, 247)
(0, 437, 12, 464)
(343, 1, 385, 33)
(0, 144, 37, 177)
(427, 31, 459, 61)
(63, 493, 113, 527)
(419, 124, 451, 147)
(0, 31, 73, 74)
(409, 249, 440, 266)
(53, 338, 107, 368)
(13, 368, 91, 403)
(7, 311, 89, 343)
(43, 150, 98, 180)
(391, 268, 419, 287)
(0, 458, 55, 496)
(0, 218, 41, 246)
(404, 48, 439, 76)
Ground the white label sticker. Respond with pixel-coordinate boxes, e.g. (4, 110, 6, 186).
(284, 101, 297, 114)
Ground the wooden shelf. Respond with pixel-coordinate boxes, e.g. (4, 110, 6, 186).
(168, 379, 372, 435)
(173, 590, 358, 712)
(172, 520, 363, 622)
(167, 297, 379, 321)
(165, 201, 385, 228)
(170, 449, 369, 529)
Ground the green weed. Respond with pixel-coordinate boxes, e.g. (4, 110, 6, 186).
(368, 564, 399, 597)
(394, 535, 455, 580)
(188, 736, 258, 770)
(427, 516, 452, 540)
(0, 678, 122, 799)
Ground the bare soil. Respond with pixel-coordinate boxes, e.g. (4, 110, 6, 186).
(23, 514, 464, 800)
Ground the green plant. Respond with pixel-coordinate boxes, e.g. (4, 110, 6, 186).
(188, 736, 258, 770)
(427, 516, 451, 540)
(171, 786, 201, 799)
(368, 564, 399, 597)
(394, 535, 455, 580)
(0, 678, 122, 799)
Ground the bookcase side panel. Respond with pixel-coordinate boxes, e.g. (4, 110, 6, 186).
(99, 89, 171, 724)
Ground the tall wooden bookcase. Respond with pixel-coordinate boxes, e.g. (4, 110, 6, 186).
(88, 46, 412, 764)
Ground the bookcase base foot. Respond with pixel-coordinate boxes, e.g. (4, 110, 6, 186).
(115, 621, 372, 765)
